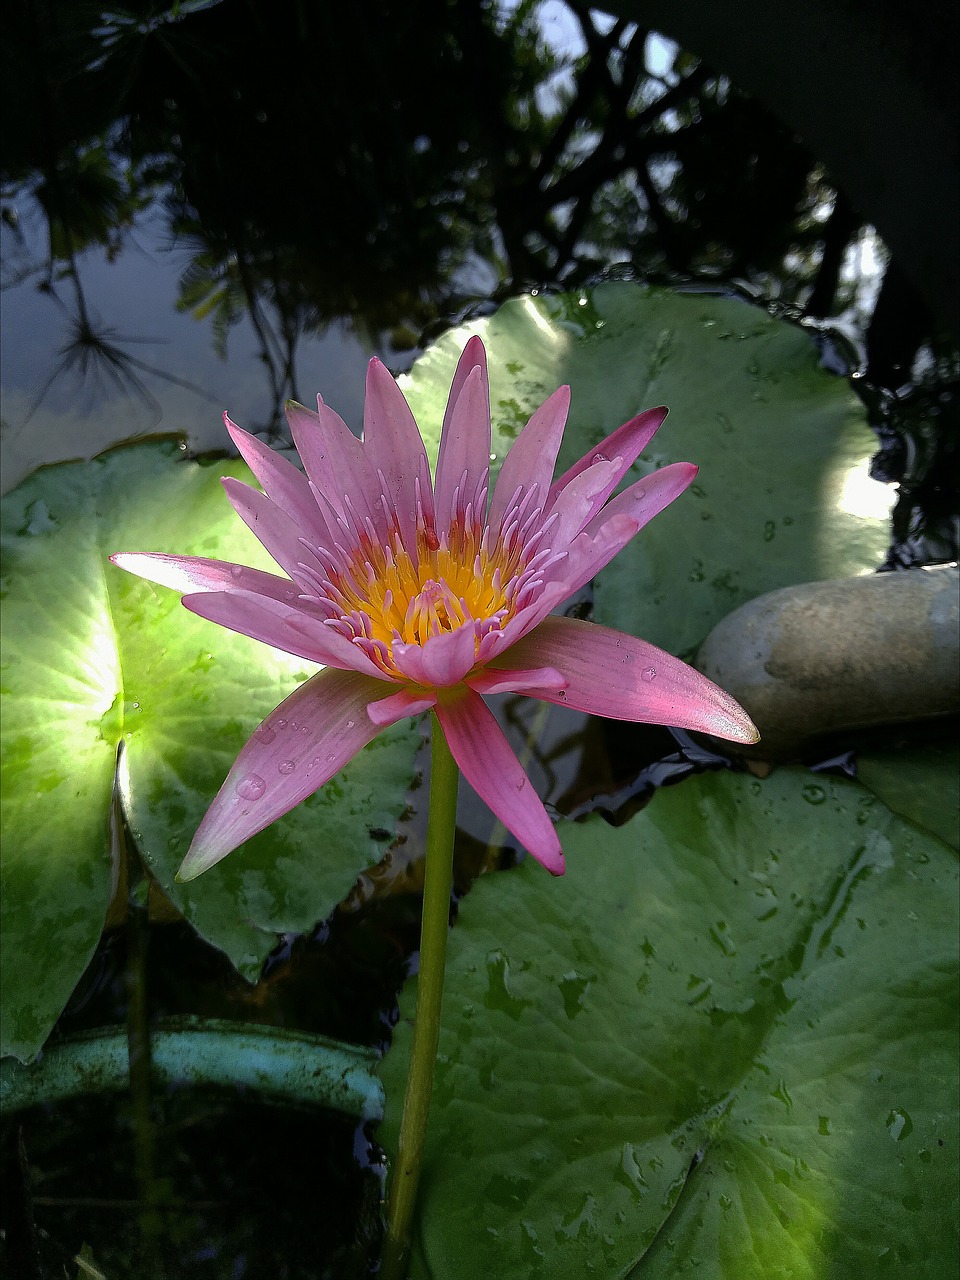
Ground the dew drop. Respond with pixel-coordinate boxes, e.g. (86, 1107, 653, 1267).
(278, 759, 296, 775)
(236, 773, 266, 801)
(886, 1108, 913, 1141)
(591, 451, 609, 465)
(641, 666, 657, 682)
(802, 783, 826, 806)
(254, 722, 277, 745)
(275, 717, 287, 729)
(230, 564, 244, 579)
(345, 720, 355, 729)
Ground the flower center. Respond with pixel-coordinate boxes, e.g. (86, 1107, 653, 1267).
(341, 532, 512, 650)
(299, 481, 561, 682)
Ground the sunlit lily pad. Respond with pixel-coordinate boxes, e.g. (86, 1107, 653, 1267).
(405, 284, 891, 655)
(378, 769, 958, 1278)
(0, 440, 419, 1061)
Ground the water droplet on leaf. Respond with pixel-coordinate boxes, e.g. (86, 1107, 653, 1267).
(802, 783, 826, 805)
(886, 1108, 913, 1141)
(278, 759, 296, 775)
(641, 666, 657, 682)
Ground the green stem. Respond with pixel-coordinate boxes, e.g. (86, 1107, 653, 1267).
(382, 711, 459, 1279)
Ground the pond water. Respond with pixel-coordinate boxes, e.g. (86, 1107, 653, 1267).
(2, 2, 956, 1277)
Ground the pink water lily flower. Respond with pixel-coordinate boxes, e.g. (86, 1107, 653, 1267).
(112, 338, 758, 880)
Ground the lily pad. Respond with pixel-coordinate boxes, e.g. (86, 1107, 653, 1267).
(377, 768, 958, 1278)
(403, 284, 891, 656)
(856, 739, 960, 852)
(1, 440, 419, 1061)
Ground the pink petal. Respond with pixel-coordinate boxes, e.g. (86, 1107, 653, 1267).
(286, 399, 383, 535)
(434, 364, 491, 531)
(544, 457, 619, 548)
(362, 359, 433, 546)
(499, 615, 760, 743)
(367, 687, 437, 726)
(467, 666, 567, 697)
(555, 515, 639, 600)
(223, 415, 331, 544)
(561, 462, 698, 594)
(177, 668, 389, 880)
(183, 589, 387, 677)
(391, 624, 479, 687)
(440, 335, 488, 440)
(221, 477, 321, 583)
(583, 461, 697, 540)
(547, 407, 668, 508)
(110, 552, 298, 602)
(479, 578, 573, 660)
(435, 688, 564, 874)
(487, 385, 570, 535)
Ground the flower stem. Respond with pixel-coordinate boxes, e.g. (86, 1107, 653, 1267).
(382, 711, 459, 1279)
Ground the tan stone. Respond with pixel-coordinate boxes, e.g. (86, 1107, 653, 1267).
(695, 566, 959, 759)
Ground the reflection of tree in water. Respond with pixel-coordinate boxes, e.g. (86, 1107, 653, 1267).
(1, 0, 955, 550)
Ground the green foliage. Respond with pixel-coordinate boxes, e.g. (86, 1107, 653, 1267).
(0, 440, 419, 1061)
(379, 770, 958, 1279)
(380, 284, 953, 1276)
(405, 282, 890, 656)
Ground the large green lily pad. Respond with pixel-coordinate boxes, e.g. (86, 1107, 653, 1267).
(1, 440, 419, 1061)
(404, 284, 891, 655)
(378, 768, 958, 1278)
(856, 740, 960, 853)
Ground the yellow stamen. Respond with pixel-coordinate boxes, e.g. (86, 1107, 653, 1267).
(335, 525, 515, 649)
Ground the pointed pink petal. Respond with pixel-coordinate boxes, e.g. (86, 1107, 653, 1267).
(554, 515, 638, 600)
(221, 477, 322, 583)
(440, 335, 488, 440)
(434, 364, 491, 530)
(584, 461, 697, 540)
(285, 399, 383, 535)
(435, 688, 564, 874)
(177, 668, 389, 880)
(110, 552, 298, 602)
(223, 415, 331, 544)
(479, 578, 573, 661)
(499, 615, 760, 743)
(544, 457, 619, 547)
(487, 385, 570, 535)
(367, 687, 437, 726)
(362, 359, 432, 546)
(547, 407, 668, 509)
(391, 624, 478, 687)
(560, 462, 699, 594)
(183, 589, 387, 677)
(466, 666, 566, 697)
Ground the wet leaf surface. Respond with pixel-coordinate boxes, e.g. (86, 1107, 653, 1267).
(405, 284, 890, 656)
(378, 768, 958, 1279)
(1, 440, 419, 1060)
